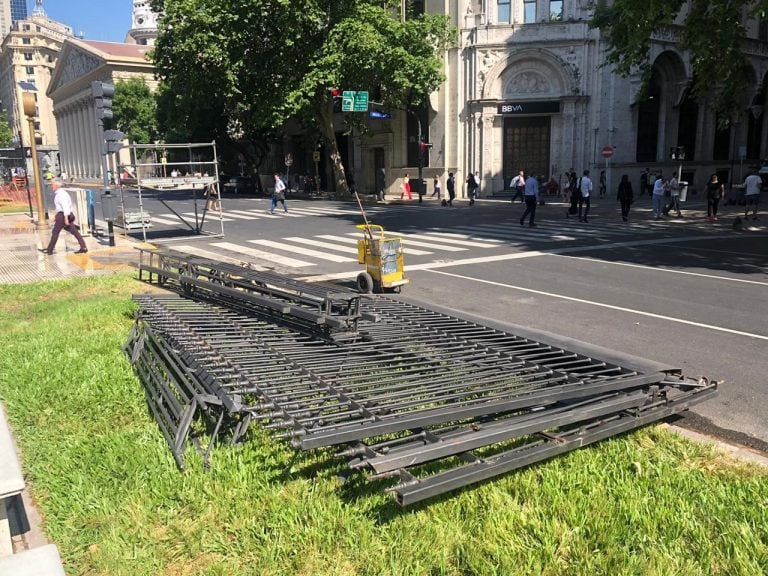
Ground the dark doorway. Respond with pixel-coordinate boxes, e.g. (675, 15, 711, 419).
(636, 76, 660, 162)
(503, 116, 551, 181)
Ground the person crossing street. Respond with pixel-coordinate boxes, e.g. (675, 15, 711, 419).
(519, 172, 539, 227)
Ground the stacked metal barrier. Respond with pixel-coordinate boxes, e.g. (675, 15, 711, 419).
(126, 248, 717, 505)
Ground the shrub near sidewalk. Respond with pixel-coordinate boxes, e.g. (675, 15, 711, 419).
(0, 274, 766, 576)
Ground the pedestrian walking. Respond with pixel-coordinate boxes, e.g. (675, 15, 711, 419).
(431, 174, 442, 198)
(400, 173, 412, 200)
(467, 171, 479, 205)
(40, 180, 88, 255)
(705, 174, 724, 222)
(617, 174, 634, 222)
(651, 173, 667, 219)
(519, 172, 539, 227)
(578, 170, 592, 222)
(664, 175, 682, 217)
(566, 171, 580, 218)
(742, 169, 761, 220)
(268, 172, 288, 214)
(510, 170, 525, 202)
(599, 170, 606, 198)
(446, 172, 456, 206)
(377, 167, 386, 201)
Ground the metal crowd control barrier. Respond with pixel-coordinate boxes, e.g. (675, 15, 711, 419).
(126, 249, 718, 505)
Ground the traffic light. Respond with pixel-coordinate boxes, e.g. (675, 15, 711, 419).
(419, 141, 433, 154)
(92, 81, 115, 120)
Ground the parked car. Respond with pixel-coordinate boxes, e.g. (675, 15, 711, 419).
(222, 176, 255, 195)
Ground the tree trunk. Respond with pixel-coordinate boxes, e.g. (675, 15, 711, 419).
(317, 95, 349, 197)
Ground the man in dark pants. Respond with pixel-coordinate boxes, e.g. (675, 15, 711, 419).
(40, 180, 88, 255)
(519, 172, 539, 227)
(446, 172, 456, 206)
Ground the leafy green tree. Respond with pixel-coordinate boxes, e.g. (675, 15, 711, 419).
(150, 0, 454, 194)
(0, 111, 14, 147)
(112, 77, 158, 144)
(592, 0, 768, 119)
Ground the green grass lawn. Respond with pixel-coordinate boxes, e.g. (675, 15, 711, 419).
(0, 274, 766, 576)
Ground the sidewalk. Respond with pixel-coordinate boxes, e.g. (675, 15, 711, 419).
(0, 212, 140, 285)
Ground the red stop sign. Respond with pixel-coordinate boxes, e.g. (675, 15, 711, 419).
(601, 146, 614, 159)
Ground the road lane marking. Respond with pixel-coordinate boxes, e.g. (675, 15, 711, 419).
(324, 234, 432, 255)
(212, 241, 313, 267)
(173, 245, 268, 270)
(425, 269, 768, 341)
(250, 239, 355, 262)
(550, 254, 768, 286)
(284, 237, 359, 254)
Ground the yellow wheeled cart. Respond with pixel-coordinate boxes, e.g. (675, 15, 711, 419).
(355, 223, 409, 293)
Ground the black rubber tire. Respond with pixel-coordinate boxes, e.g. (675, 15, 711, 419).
(357, 272, 374, 294)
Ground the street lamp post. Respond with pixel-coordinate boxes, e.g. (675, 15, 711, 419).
(21, 92, 47, 231)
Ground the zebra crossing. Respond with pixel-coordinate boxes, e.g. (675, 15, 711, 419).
(165, 218, 692, 273)
(148, 203, 392, 225)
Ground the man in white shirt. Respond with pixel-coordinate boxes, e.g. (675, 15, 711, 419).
(510, 170, 525, 202)
(268, 172, 288, 214)
(578, 169, 593, 222)
(40, 180, 88, 255)
(743, 170, 762, 220)
(519, 173, 539, 227)
(652, 173, 668, 219)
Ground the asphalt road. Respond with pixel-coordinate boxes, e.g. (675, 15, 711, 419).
(107, 188, 768, 451)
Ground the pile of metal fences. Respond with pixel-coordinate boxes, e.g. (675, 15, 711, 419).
(125, 248, 718, 506)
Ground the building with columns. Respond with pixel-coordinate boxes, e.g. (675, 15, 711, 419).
(47, 38, 155, 179)
(44, 0, 158, 181)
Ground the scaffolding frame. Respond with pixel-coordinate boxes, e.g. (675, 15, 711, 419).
(121, 141, 224, 242)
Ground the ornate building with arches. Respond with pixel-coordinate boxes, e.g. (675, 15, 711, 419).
(410, 0, 768, 197)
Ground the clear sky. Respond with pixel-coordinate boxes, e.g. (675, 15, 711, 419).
(31, 0, 133, 43)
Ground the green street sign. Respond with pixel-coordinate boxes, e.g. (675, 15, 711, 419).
(353, 91, 369, 112)
(342, 91, 355, 112)
(340, 90, 369, 112)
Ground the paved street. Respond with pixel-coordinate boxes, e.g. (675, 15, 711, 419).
(98, 190, 768, 451)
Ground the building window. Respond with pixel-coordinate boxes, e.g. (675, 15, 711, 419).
(498, 0, 511, 23)
(34, 121, 41, 130)
(550, 0, 563, 21)
(23, 24, 30, 31)
(25, 66, 34, 74)
(524, 0, 536, 23)
(22, 37, 30, 44)
(23, 52, 33, 61)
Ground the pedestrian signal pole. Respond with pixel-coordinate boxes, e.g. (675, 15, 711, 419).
(92, 81, 115, 245)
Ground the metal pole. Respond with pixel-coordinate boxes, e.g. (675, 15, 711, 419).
(27, 117, 47, 231)
(97, 117, 115, 246)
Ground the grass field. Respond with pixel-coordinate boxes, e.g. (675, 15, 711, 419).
(0, 274, 766, 575)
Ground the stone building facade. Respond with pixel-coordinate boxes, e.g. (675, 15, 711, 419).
(343, 0, 768, 198)
(431, 0, 768, 197)
(46, 39, 155, 180)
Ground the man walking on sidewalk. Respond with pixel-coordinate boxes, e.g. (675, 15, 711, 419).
(743, 169, 762, 220)
(510, 170, 525, 202)
(519, 172, 539, 227)
(40, 180, 88, 255)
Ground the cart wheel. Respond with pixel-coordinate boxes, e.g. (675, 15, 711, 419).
(357, 272, 374, 294)
(393, 285, 402, 294)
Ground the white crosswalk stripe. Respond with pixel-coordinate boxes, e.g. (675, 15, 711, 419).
(173, 245, 268, 270)
(249, 239, 355, 263)
(283, 237, 359, 255)
(318, 234, 433, 256)
(395, 231, 499, 248)
(212, 241, 313, 268)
